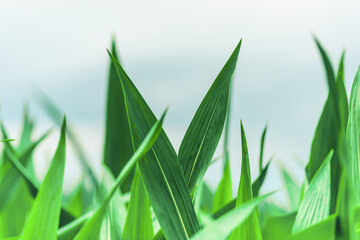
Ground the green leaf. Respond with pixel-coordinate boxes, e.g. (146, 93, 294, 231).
(346, 66, 360, 205)
(0, 129, 50, 211)
(122, 167, 154, 240)
(5, 147, 76, 228)
(257, 201, 286, 227)
(22, 118, 67, 240)
(282, 169, 300, 211)
(178, 40, 241, 192)
(191, 193, 271, 240)
(73, 111, 165, 240)
(262, 212, 297, 240)
(17, 104, 34, 153)
(306, 41, 348, 213)
(194, 181, 214, 215)
(259, 124, 268, 173)
(35, 91, 99, 188)
(103, 40, 134, 193)
(252, 161, 271, 198)
(212, 159, 232, 212)
(98, 165, 127, 240)
(108, 50, 200, 240)
(229, 121, 262, 240)
(292, 150, 333, 234)
(0, 180, 33, 238)
(288, 214, 337, 240)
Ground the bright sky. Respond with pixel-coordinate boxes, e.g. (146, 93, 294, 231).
(1, 0, 360, 205)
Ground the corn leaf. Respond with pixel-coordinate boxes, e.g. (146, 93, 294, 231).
(282, 169, 300, 211)
(108, 51, 200, 240)
(288, 214, 337, 240)
(229, 121, 262, 240)
(178, 40, 241, 192)
(306, 42, 347, 213)
(262, 212, 297, 240)
(0, 180, 33, 238)
(292, 150, 333, 234)
(212, 159, 232, 212)
(191, 193, 271, 240)
(35, 91, 98, 188)
(22, 118, 67, 240)
(0, 129, 50, 211)
(346, 66, 360, 204)
(122, 167, 154, 240)
(103, 40, 134, 193)
(252, 161, 271, 198)
(73, 111, 165, 240)
(259, 124, 268, 173)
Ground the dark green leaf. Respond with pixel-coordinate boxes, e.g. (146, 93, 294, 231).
(103, 40, 134, 193)
(108, 51, 200, 240)
(179, 40, 241, 192)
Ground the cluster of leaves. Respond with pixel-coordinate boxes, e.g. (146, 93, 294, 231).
(0, 37, 360, 240)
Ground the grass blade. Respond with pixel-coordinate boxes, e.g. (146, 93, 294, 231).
(22, 118, 67, 240)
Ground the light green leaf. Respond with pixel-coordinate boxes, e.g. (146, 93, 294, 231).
(0, 128, 50, 210)
(103, 40, 134, 193)
(346, 66, 360, 205)
(229, 121, 262, 240)
(306, 42, 347, 213)
(282, 169, 300, 211)
(22, 118, 67, 240)
(98, 165, 127, 240)
(288, 214, 337, 240)
(191, 193, 271, 240)
(122, 167, 154, 240)
(262, 212, 297, 240)
(212, 159, 232, 213)
(73, 111, 165, 240)
(108, 50, 200, 240)
(292, 150, 333, 234)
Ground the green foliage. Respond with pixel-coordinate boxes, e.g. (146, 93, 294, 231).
(1, 37, 360, 240)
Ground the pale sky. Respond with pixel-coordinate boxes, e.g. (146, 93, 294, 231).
(1, 0, 360, 205)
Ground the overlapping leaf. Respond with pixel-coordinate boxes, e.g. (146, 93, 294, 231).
(292, 150, 333, 234)
(229, 122, 262, 240)
(73, 111, 165, 240)
(122, 167, 154, 240)
(108, 51, 200, 240)
(103, 40, 134, 193)
(179, 40, 241, 192)
(22, 118, 67, 240)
